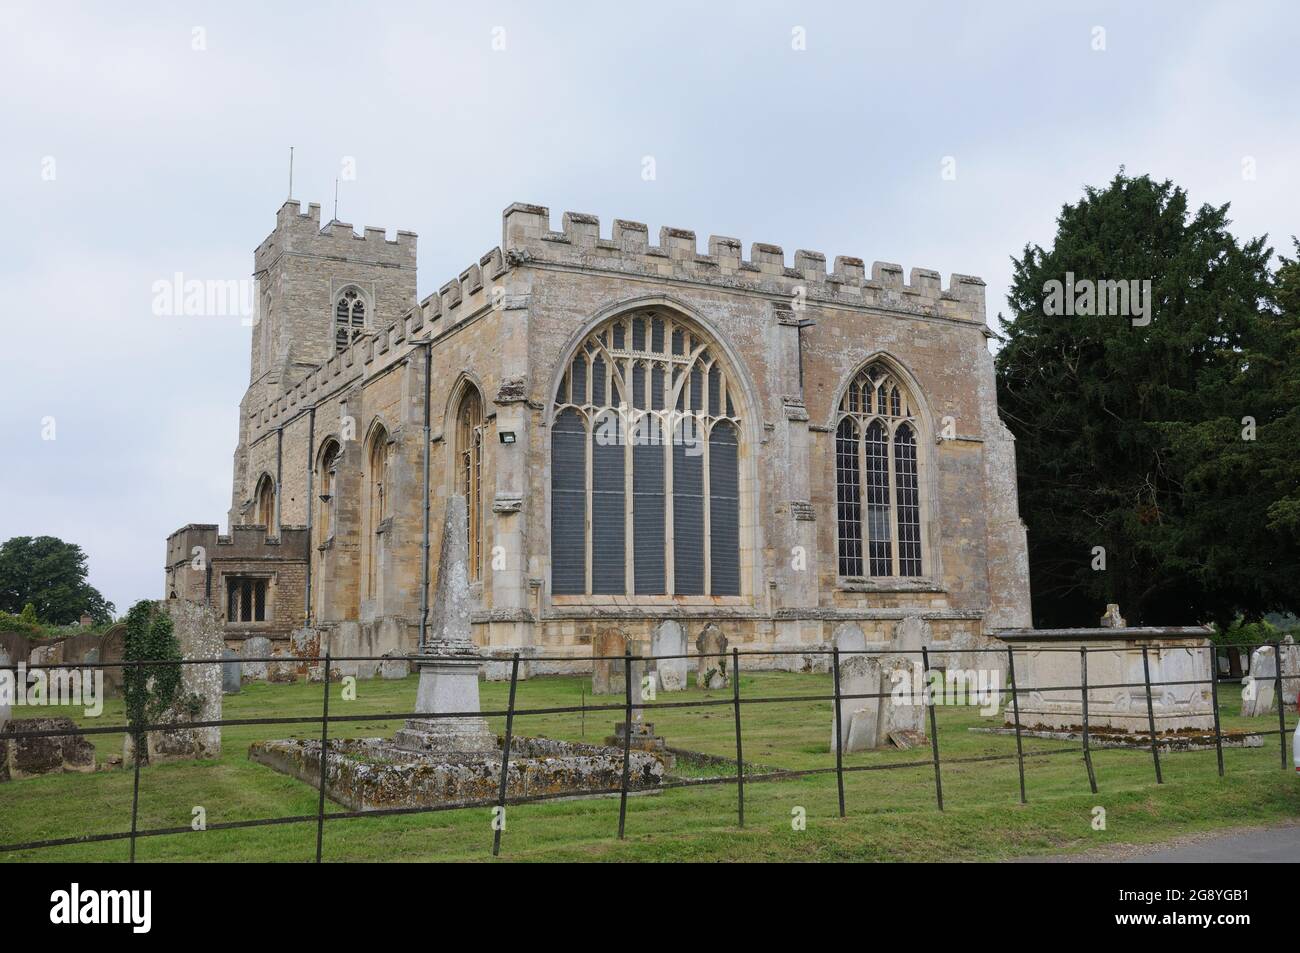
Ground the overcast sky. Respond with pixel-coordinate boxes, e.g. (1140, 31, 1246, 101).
(1, 0, 1296, 617)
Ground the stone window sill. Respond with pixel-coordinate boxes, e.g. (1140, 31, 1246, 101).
(836, 578, 945, 594)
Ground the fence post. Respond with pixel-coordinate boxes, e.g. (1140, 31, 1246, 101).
(1006, 645, 1026, 804)
(831, 646, 846, 818)
(492, 653, 521, 857)
(1273, 640, 1288, 770)
(129, 659, 143, 863)
(1140, 645, 1163, 784)
(315, 648, 331, 863)
(1208, 646, 1225, 778)
(617, 648, 632, 840)
(731, 647, 744, 828)
(921, 646, 943, 812)
(1079, 646, 1098, 794)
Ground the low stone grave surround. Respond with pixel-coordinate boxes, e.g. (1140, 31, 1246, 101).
(249, 497, 667, 810)
(249, 736, 663, 812)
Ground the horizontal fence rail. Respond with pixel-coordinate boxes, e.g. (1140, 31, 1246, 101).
(0, 641, 1294, 860)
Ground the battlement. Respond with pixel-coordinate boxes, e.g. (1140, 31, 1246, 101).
(243, 200, 987, 439)
(500, 202, 986, 319)
(253, 199, 417, 274)
(166, 523, 310, 567)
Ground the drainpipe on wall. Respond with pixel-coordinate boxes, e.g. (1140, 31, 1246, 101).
(274, 426, 283, 537)
(418, 339, 432, 650)
(304, 406, 315, 626)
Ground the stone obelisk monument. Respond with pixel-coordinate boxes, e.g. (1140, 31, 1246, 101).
(393, 495, 497, 754)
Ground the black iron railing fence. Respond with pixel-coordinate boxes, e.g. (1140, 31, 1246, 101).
(0, 640, 1294, 860)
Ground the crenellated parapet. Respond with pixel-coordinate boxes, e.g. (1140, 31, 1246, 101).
(253, 200, 417, 275)
(242, 200, 987, 441)
(500, 202, 985, 321)
(166, 523, 310, 568)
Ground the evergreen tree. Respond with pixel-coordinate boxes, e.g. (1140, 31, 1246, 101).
(996, 171, 1282, 626)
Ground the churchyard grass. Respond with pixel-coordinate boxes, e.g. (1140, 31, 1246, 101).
(1, 672, 1296, 862)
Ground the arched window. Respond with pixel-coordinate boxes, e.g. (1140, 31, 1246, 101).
(550, 310, 743, 597)
(835, 362, 924, 578)
(254, 473, 276, 530)
(335, 288, 367, 350)
(455, 388, 485, 580)
(315, 439, 341, 542)
(364, 426, 389, 598)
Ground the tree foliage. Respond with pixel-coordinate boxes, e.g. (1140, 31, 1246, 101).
(996, 171, 1297, 627)
(0, 536, 115, 625)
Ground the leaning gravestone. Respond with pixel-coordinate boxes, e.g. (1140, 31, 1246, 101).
(831, 624, 873, 753)
(652, 620, 688, 692)
(695, 624, 728, 689)
(1241, 645, 1277, 717)
(222, 649, 241, 694)
(241, 636, 271, 682)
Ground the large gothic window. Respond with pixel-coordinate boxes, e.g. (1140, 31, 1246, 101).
(835, 363, 924, 578)
(455, 388, 485, 580)
(335, 288, 366, 350)
(550, 311, 743, 597)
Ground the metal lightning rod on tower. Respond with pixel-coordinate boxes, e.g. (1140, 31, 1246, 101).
(288, 146, 294, 199)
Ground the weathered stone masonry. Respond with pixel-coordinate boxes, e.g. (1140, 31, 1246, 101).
(165, 200, 1032, 673)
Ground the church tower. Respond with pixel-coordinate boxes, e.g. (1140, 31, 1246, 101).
(230, 200, 418, 528)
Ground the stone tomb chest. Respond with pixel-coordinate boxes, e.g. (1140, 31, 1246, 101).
(999, 626, 1215, 736)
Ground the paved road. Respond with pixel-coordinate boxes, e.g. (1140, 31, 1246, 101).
(1124, 825, 1300, 863)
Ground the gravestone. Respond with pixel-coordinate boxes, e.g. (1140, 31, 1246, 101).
(592, 627, 629, 695)
(0, 648, 10, 734)
(0, 633, 30, 680)
(379, 654, 410, 680)
(124, 601, 223, 764)
(99, 624, 126, 699)
(1241, 645, 1277, 717)
(695, 624, 728, 689)
(241, 636, 271, 682)
(1100, 604, 1127, 628)
(652, 620, 688, 692)
(830, 623, 871, 752)
(222, 649, 241, 694)
(29, 640, 64, 668)
(894, 615, 931, 655)
(1, 716, 95, 780)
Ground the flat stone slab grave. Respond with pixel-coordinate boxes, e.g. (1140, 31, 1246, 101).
(970, 725, 1264, 751)
(249, 735, 665, 812)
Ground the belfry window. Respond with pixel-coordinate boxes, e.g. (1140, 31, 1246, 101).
(550, 311, 743, 597)
(335, 288, 366, 350)
(835, 363, 924, 578)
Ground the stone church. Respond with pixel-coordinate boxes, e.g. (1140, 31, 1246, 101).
(164, 200, 1031, 673)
